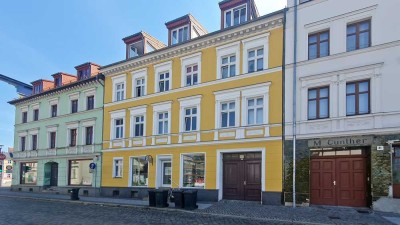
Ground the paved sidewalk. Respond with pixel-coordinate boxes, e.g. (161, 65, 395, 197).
(1, 188, 399, 225)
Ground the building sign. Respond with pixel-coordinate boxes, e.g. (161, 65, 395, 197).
(308, 136, 373, 148)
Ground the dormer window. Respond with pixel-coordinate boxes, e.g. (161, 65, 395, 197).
(225, 5, 247, 28)
(128, 41, 144, 58)
(78, 68, 90, 80)
(33, 84, 42, 94)
(171, 26, 189, 45)
(54, 77, 62, 87)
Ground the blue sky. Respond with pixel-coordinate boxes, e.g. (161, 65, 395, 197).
(0, 0, 286, 151)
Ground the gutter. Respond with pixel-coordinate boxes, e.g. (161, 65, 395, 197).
(292, 0, 298, 208)
(281, 7, 288, 205)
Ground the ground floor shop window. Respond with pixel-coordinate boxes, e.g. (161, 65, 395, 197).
(131, 157, 148, 186)
(69, 160, 92, 186)
(182, 153, 205, 188)
(20, 162, 37, 185)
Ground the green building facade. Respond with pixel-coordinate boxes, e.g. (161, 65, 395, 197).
(9, 67, 104, 197)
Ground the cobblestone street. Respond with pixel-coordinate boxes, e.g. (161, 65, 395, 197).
(0, 195, 398, 225)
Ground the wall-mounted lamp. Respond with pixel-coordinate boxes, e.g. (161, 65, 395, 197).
(145, 155, 153, 165)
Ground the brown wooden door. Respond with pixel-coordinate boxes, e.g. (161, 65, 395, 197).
(223, 161, 244, 200)
(310, 159, 336, 206)
(223, 153, 261, 201)
(310, 156, 368, 207)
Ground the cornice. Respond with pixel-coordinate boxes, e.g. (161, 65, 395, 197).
(101, 16, 283, 77)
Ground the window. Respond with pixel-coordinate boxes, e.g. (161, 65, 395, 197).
(129, 44, 139, 58)
(248, 48, 264, 73)
(20, 162, 37, 185)
(85, 126, 93, 145)
(184, 107, 197, 132)
(181, 154, 205, 188)
(33, 85, 42, 94)
(49, 132, 56, 149)
(113, 158, 123, 178)
(55, 77, 62, 87)
(22, 111, 27, 123)
(69, 129, 77, 147)
(78, 69, 90, 80)
(346, 80, 370, 116)
(87, 96, 94, 110)
(221, 55, 236, 78)
(308, 87, 329, 120)
(158, 72, 170, 92)
(347, 20, 371, 51)
(20, 136, 26, 151)
(128, 41, 144, 58)
(171, 26, 189, 45)
(308, 31, 329, 59)
(71, 99, 78, 113)
(33, 109, 39, 121)
(69, 160, 92, 186)
(133, 116, 144, 137)
(225, 6, 246, 28)
(221, 102, 235, 128)
(185, 64, 198, 86)
(51, 105, 57, 117)
(247, 97, 264, 125)
(114, 119, 124, 139)
(162, 161, 172, 187)
(135, 78, 145, 97)
(130, 157, 148, 186)
(32, 135, 37, 150)
(115, 83, 125, 101)
(157, 112, 169, 135)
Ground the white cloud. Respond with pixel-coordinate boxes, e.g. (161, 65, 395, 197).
(254, 0, 287, 15)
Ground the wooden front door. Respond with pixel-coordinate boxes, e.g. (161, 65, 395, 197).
(50, 163, 58, 186)
(223, 153, 261, 201)
(310, 155, 368, 207)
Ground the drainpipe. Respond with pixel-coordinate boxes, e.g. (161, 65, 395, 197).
(292, 0, 298, 208)
(282, 7, 288, 205)
(387, 140, 399, 198)
(96, 74, 105, 197)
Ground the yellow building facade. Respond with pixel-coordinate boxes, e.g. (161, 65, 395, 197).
(101, 8, 285, 204)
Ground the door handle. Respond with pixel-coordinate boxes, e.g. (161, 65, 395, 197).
(243, 181, 247, 186)
(333, 181, 336, 186)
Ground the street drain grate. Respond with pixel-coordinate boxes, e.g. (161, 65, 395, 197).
(357, 210, 370, 214)
(329, 216, 341, 220)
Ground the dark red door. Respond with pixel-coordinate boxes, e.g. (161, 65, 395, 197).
(310, 159, 336, 205)
(223, 153, 261, 201)
(223, 161, 244, 200)
(310, 156, 368, 207)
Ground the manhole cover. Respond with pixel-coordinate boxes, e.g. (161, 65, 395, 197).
(329, 216, 341, 220)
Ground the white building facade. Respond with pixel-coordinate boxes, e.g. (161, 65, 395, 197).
(284, 0, 400, 208)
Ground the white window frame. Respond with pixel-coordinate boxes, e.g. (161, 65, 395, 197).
(128, 41, 141, 58)
(216, 42, 240, 79)
(179, 152, 206, 189)
(214, 90, 240, 129)
(129, 156, 149, 187)
(154, 61, 172, 93)
(129, 106, 147, 140)
(178, 95, 201, 143)
(220, 101, 237, 128)
(224, 4, 247, 28)
(110, 110, 126, 140)
(242, 33, 270, 74)
(161, 160, 172, 187)
(83, 88, 96, 110)
(171, 25, 189, 45)
(180, 53, 202, 87)
(152, 101, 172, 144)
(157, 112, 169, 135)
(241, 84, 270, 126)
(112, 75, 126, 102)
(132, 68, 147, 98)
(113, 157, 123, 178)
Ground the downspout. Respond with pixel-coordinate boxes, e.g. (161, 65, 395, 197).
(282, 7, 288, 205)
(96, 74, 105, 197)
(292, 0, 298, 208)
